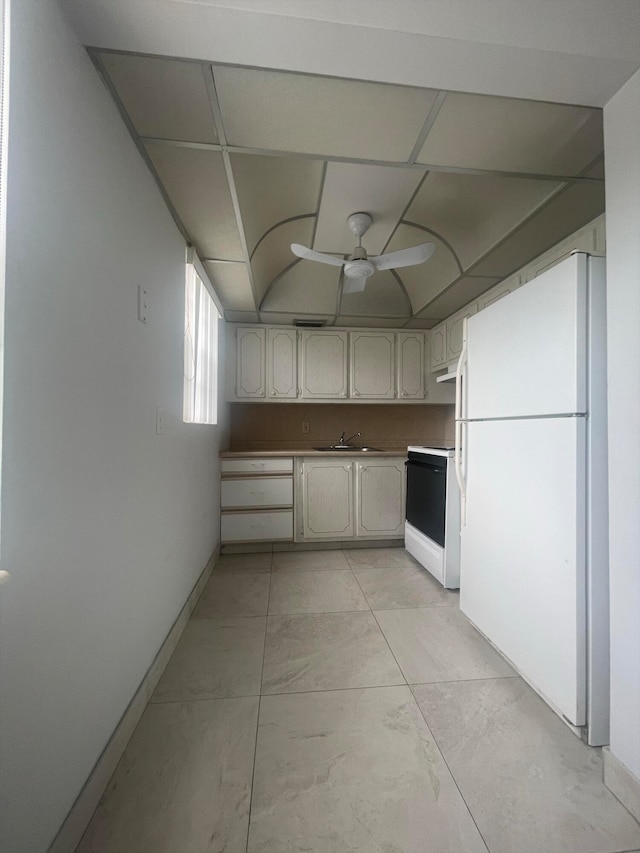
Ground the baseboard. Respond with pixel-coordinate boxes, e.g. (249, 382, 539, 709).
(48, 547, 219, 853)
(603, 747, 640, 823)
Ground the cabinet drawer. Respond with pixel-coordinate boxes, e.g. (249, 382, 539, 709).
(221, 477, 293, 509)
(221, 458, 293, 475)
(221, 510, 293, 543)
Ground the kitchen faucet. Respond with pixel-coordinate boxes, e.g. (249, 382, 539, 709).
(338, 431, 361, 446)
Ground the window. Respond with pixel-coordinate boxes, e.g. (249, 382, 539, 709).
(183, 252, 221, 424)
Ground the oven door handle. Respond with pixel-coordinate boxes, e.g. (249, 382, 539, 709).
(454, 318, 468, 527)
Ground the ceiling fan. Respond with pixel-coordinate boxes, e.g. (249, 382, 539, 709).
(291, 212, 435, 294)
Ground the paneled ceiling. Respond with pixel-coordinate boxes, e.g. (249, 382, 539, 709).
(91, 45, 605, 328)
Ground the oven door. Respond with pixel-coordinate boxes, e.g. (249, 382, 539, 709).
(405, 454, 447, 547)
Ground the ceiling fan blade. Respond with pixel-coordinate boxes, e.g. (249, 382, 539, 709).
(342, 275, 368, 294)
(291, 243, 345, 268)
(371, 242, 435, 271)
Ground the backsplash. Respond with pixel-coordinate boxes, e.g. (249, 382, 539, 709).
(228, 403, 455, 451)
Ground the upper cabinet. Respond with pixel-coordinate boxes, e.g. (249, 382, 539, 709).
(430, 325, 447, 370)
(349, 331, 395, 399)
(446, 303, 478, 364)
(397, 332, 425, 399)
(236, 327, 266, 398)
(298, 330, 348, 399)
(266, 328, 297, 398)
(227, 325, 432, 402)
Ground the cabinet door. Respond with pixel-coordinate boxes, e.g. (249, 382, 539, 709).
(396, 332, 425, 399)
(298, 330, 348, 399)
(267, 328, 298, 398)
(430, 322, 447, 371)
(355, 459, 406, 537)
(349, 331, 395, 399)
(301, 459, 354, 539)
(446, 304, 478, 363)
(236, 327, 266, 398)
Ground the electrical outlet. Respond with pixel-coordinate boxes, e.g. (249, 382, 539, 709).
(302, 421, 310, 434)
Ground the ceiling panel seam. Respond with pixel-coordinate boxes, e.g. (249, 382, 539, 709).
(249, 213, 317, 262)
(445, 178, 575, 281)
(134, 137, 604, 185)
(380, 170, 430, 255)
(221, 150, 259, 320)
(408, 91, 448, 164)
(311, 162, 328, 248)
(258, 257, 304, 311)
(411, 180, 596, 316)
(203, 64, 228, 145)
(205, 64, 260, 319)
(88, 50, 607, 112)
(400, 221, 464, 274)
(88, 50, 191, 245)
(390, 270, 414, 316)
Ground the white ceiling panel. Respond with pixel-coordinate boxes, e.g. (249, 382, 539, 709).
(403, 317, 439, 329)
(99, 53, 218, 143)
(418, 92, 603, 176)
(385, 227, 460, 311)
(214, 66, 438, 161)
(406, 171, 562, 271)
(314, 163, 426, 254)
(145, 143, 243, 259)
(260, 313, 332, 325)
(262, 262, 340, 315)
(585, 160, 605, 179)
(202, 261, 255, 311)
(473, 181, 606, 277)
(418, 276, 501, 319)
(339, 270, 410, 317)
(231, 154, 324, 253)
(336, 317, 407, 328)
(252, 218, 315, 303)
(225, 311, 261, 323)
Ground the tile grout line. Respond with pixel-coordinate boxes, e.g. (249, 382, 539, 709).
(407, 682, 494, 853)
(244, 552, 273, 853)
(349, 560, 410, 690)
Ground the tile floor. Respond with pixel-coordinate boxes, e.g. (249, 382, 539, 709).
(76, 548, 640, 853)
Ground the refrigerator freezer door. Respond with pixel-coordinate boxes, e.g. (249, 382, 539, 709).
(465, 253, 587, 420)
(459, 416, 586, 726)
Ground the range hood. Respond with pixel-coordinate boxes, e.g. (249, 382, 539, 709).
(436, 369, 457, 383)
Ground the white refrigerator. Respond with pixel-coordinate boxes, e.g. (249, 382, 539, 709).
(455, 252, 609, 746)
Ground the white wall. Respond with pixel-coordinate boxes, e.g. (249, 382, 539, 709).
(604, 70, 640, 780)
(0, 2, 229, 851)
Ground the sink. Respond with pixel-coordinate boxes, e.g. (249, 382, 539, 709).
(314, 446, 383, 452)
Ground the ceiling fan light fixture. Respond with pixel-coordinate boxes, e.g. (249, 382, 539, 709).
(344, 258, 375, 279)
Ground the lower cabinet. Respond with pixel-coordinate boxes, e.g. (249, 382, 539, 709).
(355, 459, 406, 537)
(221, 457, 294, 543)
(299, 459, 355, 540)
(297, 457, 406, 542)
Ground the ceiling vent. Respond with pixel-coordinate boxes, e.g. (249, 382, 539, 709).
(293, 319, 326, 328)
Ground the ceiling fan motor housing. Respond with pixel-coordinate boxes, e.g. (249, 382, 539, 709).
(344, 258, 375, 279)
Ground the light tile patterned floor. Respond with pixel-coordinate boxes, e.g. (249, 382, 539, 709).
(76, 548, 640, 853)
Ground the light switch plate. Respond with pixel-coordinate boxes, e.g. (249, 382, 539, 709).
(138, 286, 149, 323)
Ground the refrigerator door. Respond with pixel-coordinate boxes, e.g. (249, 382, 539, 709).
(460, 416, 586, 725)
(465, 253, 588, 420)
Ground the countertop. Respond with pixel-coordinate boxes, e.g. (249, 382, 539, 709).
(220, 448, 409, 458)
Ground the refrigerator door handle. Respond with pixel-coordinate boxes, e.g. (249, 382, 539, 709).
(454, 318, 468, 526)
